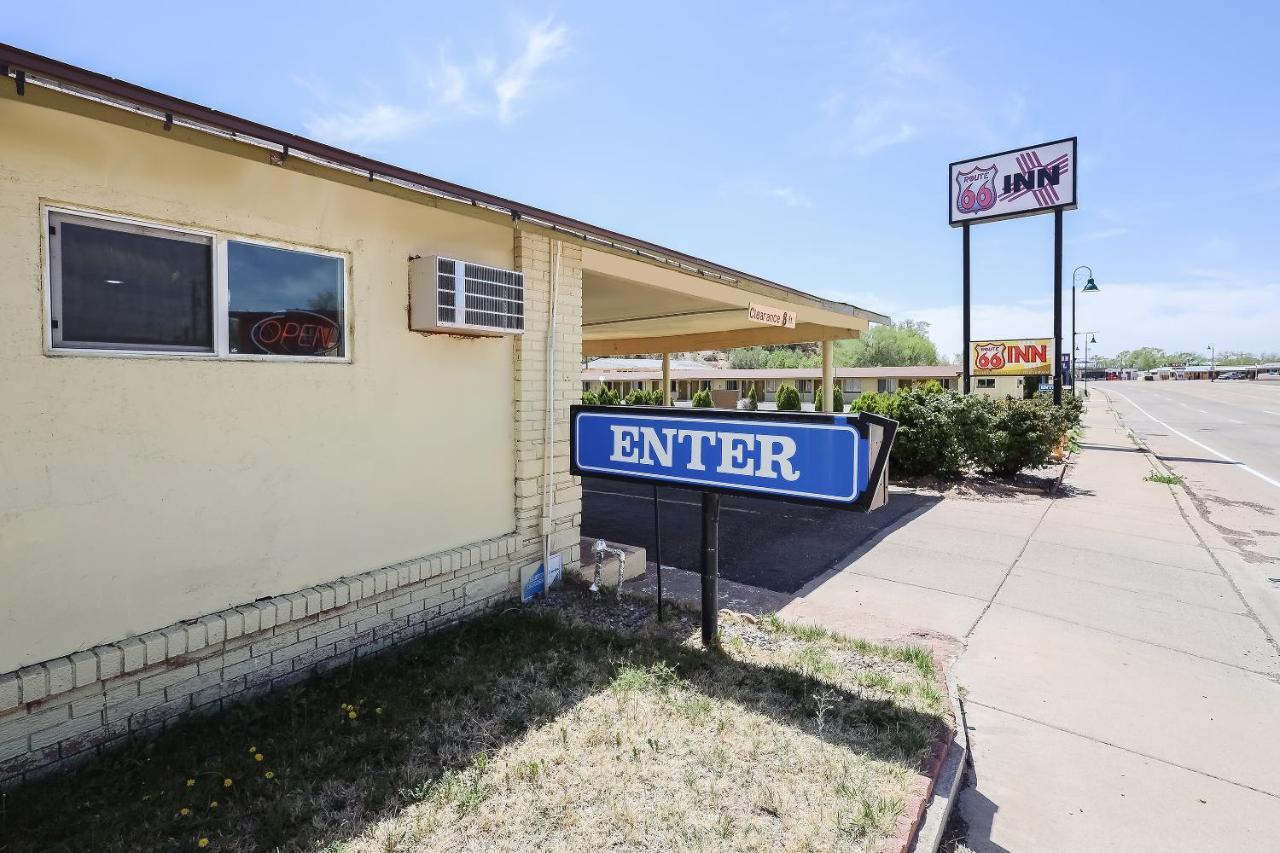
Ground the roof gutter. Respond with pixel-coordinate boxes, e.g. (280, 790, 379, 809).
(0, 43, 888, 326)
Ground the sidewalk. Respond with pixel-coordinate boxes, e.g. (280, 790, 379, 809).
(631, 399, 1280, 850)
(808, 399, 1280, 851)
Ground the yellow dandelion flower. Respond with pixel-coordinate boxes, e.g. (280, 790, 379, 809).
(186, 778, 196, 787)
(198, 839, 210, 849)
(223, 778, 233, 788)
(347, 710, 357, 720)
(179, 807, 191, 817)
(248, 746, 256, 753)
(254, 753, 264, 762)
(264, 771, 275, 780)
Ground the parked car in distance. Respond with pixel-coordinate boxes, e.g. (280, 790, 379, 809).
(1218, 371, 1247, 380)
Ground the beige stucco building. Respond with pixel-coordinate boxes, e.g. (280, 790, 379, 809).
(0, 46, 883, 783)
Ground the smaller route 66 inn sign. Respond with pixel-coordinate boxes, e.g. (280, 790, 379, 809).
(950, 138, 1077, 227)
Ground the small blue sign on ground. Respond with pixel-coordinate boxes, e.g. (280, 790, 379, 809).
(570, 406, 897, 512)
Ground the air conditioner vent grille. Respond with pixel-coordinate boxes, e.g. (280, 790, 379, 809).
(411, 255, 525, 336)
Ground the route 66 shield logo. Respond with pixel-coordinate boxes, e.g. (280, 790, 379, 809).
(975, 342, 1005, 371)
(955, 165, 999, 215)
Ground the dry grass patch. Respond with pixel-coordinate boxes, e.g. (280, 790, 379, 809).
(1, 588, 946, 853)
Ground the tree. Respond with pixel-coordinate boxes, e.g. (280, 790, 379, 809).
(833, 320, 942, 367)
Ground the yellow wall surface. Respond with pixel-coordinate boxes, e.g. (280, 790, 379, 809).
(0, 91, 519, 672)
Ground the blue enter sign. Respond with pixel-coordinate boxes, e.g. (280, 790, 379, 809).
(571, 409, 870, 505)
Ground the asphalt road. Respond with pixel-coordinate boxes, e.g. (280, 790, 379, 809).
(580, 476, 934, 594)
(1093, 379, 1280, 564)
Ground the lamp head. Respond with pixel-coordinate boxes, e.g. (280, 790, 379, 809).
(1089, 334, 1097, 344)
(1081, 278, 1099, 293)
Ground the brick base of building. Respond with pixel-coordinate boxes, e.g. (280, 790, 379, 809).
(0, 532, 580, 788)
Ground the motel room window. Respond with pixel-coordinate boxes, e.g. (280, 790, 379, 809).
(876, 379, 892, 393)
(976, 378, 996, 389)
(228, 241, 345, 358)
(48, 211, 214, 352)
(47, 208, 348, 360)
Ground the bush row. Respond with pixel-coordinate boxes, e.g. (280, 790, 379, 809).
(851, 384, 1083, 478)
(581, 382, 1083, 479)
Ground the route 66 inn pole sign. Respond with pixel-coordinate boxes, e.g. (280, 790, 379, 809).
(950, 138, 1077, 227)
(951, 137, 1078, 405)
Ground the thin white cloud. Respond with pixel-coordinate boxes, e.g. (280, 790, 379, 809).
(305, 103, 425, 147)
(898, 281, 1280, 360)
(820, 33, 1028, 157)
(768, 187, 813, 208)
(302, 18, 569, 145)
(495, 18, 569, 123)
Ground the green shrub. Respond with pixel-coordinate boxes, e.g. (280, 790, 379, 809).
(884, 389, 976, 478)
(970, 397, 1060, 478)
(747, 385, 760, 405)
(775, 384, 801, 411)
(919, 380, 946, 395)
(848, 391, 892, 416)
(813, 385, 825, 412)
(651, 389, 667, 405)
(581, 389, 598, 405)
(832, 385, 844, 412)
(595, 385, 621, 406)
(692, 389, 713, 408)
(624, 388, 649, 407)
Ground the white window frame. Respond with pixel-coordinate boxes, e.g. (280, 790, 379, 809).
(43, 204, 351, 363)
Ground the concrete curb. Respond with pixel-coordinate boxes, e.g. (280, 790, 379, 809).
(907, 677, 970, 852)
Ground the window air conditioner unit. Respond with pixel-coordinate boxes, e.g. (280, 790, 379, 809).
(409, 255, 524, 336)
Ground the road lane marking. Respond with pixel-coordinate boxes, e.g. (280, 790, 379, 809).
(1228, 418, 1245, 424)
(1266, 410, 1280, 417)
(1101, 388, 1280, 492)
(1199, 409, 1209, 414)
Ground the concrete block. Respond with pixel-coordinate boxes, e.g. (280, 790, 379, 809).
(238, 605, 263, 636)
(0, 674, 20, 712)
(4, 704, 69, 741)
(221, 609, 244, 641)
(94, 646, 124, 681)
(69, 652, 98, 688)
(118, 639, 146, 674)
(18, 666, 47, 703)
(45, 658, 75, 696)
(302, 588, 322, 615)
(284, 593, 308, 621)
(464, 572, 508, 602)
(160, 626, 187, 658)
(136, 662, 200, 696)
(333, 581, 350, 608)
(198, 615, 226, 647)
(184, 621, 208, 654)
(320, 585, 336, 611)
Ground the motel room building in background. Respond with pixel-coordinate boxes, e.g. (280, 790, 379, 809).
(0, 45, 883, 782)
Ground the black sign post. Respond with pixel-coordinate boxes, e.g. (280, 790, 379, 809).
(570, 406, 898, 647)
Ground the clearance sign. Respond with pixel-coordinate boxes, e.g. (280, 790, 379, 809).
(971, 338, 1054, 377)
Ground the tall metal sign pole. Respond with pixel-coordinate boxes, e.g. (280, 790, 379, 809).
(571, 406, 898, 647)
(962, 223, 971, 394)
(1053, 209, 1064, 404)
(951, 138, 1078, 401)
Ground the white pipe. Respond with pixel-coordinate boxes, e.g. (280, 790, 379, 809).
(541, 240, 562, 594)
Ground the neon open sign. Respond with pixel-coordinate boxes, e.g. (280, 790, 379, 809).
(246, 310, 342, 357)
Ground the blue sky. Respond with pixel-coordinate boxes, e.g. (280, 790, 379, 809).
(10, 1, 1280, 359)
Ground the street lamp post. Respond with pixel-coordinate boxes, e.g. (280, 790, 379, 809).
(1208, 344, 1216, 381)
(1072, 266, 1098, 395)
(1080, 332, 1099, 396)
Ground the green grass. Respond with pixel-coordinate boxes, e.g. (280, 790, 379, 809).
(1, 591, 947, 853)
(1145, 471, 1184, 486)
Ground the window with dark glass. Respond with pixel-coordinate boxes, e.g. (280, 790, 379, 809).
(227, 241, 345, 358)
(49, 212, 213, 352)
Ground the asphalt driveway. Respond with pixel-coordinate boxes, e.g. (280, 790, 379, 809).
(581, 476, 935, 594)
